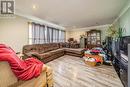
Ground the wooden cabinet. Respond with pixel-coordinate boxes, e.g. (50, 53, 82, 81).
(86, 30, 101, 49)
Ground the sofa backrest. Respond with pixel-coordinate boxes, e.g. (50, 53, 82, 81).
(0, 62, 18, 87)
(23, 44, 39, 54)
(23, 43, 60, 54)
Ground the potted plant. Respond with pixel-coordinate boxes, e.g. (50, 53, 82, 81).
(107, 25, 125, 41)
(118, 28, 125, 38)
(107, 25, 118, 40)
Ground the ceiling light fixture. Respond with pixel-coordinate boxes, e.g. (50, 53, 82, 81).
(32, 5, 37, 9)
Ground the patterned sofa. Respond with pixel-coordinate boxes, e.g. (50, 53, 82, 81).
(23, 43, 83, 63)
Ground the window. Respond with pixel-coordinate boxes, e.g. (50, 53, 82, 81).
(29, 22, 46, 44)
(52, 29, 59, 42)
(47, 27, 53, 43)
(61, 30, 65, 42)
(29, 22, 65, 44)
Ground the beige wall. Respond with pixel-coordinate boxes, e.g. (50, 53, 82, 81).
(66, 31, 85, 42)
(0, 15, 65, 52)
(0, 15, 108, 52)
(0, 16, 29, 52)
(66, 26, 108, 43)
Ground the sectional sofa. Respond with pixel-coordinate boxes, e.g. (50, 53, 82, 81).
(23, 43, 83, 63)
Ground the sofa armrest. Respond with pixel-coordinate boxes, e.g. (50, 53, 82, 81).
(8, 81, 25, 87)
(9, 66, 53, 87)
(46, 66, 54, 87)
(25, 52, 42, 60)
(9, 68, 48, 87)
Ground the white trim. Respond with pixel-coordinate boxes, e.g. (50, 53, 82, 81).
(66, 24, 110, 31)
(15, 11, 65, 30)
(113, 1, 130, 24)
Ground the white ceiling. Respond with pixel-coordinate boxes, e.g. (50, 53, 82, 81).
(15, 0, 128, 28)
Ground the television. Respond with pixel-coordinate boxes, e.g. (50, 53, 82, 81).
(119, 36, 130, 56)
(112, 39, 120, 57)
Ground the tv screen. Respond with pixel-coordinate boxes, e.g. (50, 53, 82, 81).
(120, 36, 130, 56)
(112, 39, 120, 57)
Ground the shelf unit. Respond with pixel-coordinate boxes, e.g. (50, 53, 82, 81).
(86, 30, 101, 49)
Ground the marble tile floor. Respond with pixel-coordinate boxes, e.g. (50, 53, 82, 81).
(47, 55, 123, 87)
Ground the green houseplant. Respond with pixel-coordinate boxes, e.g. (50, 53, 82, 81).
(107, 25, 118, 40)
(118, 28, 125, 38)
(107, 25, 125, 39)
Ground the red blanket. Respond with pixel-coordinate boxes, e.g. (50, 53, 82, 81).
(0, 44, 43, 80)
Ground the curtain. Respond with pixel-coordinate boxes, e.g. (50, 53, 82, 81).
(47, 27, 53, 43)
(59, 30, 65, 42)
(29, 23, 45, 44)
(53, 29, 56, 42)
(29, 22, 65, 44)
(39, 25, 45, 44)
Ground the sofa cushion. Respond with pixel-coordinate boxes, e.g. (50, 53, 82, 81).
(39, 53, 51, 59)
(64, 48, 83, 54)
(24, 52, 41, 60)
(49, 48, 64, 55)
(38, 43, 59, 54)
(25, 52, 38, 56)
(51, 43, 59, 49)
(23, 45, 39, 54)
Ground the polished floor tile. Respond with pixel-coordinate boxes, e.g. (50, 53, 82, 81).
(47, 55, 123, 87)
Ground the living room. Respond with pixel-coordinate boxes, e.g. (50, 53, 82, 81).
(0, 0, 130, 87)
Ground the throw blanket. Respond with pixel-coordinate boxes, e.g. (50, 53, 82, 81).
(0, 44, 43, 80)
